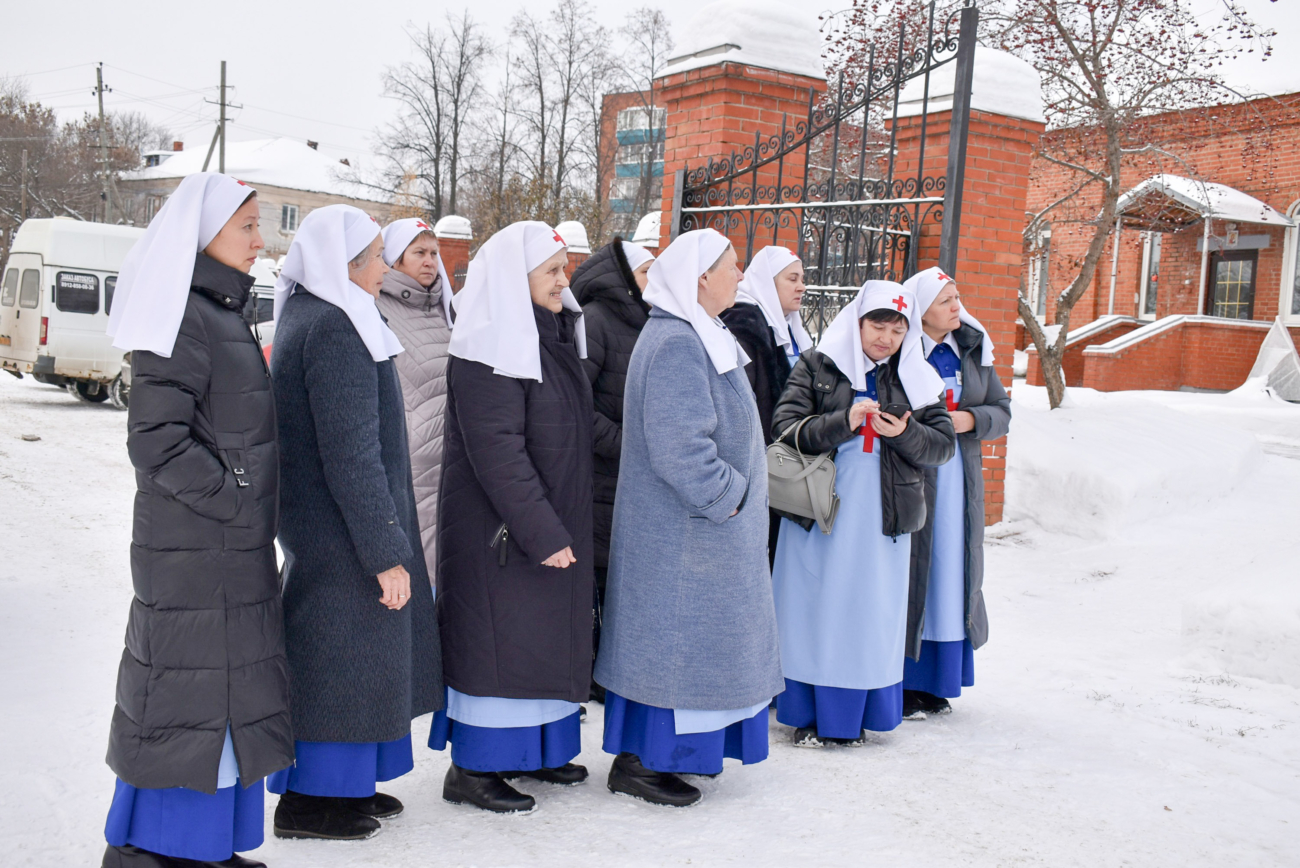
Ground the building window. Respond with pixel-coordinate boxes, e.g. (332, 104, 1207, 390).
(281, 205, 299, 233)
(145, 196, 164, 222)
(1138, 232, 1161, 320)
(1207, 250, 1257, 320)
(1286, 201, 1300, 321)
(1028, 226, 1050, 317)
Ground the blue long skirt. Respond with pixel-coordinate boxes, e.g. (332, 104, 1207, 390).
(903, 638, 975, 698)
(265, 734, 413, 798)
(104, 777, 263, 861)
(428, 709, 582, 772)
(776, 678, 903, 736)
(602, 692, 769, 775)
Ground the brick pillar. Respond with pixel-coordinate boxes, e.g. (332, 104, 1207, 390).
(893, 108, 1044, 524)
(655, 62, 826, 251)
(434, 217, 472, 292)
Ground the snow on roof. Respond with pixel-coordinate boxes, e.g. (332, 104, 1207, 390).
(434, 215, 472, 240)
(124, 138, 387, 204)
(632, 212, 661, 248)
(554, 221, 590, 255)
(896, 47, 1045, 124)
(1117, 174, 1294, 229)
(665, 0, 825, 81)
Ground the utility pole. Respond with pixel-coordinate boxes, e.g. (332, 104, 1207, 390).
(20, 149, 28, 221)
(201, 61, 240, 174)
(94, 63, 113, 223)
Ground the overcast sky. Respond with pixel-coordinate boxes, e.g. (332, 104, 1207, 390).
(4, 0, 1295, 168)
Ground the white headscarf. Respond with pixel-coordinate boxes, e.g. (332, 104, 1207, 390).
(381, 216, 454, 325)
(735, 245, 814, 353)
(814, 279, 945, 410)
(642, 228, 748, 375)
(902, 266, 995, 367)
(272, 204, 404, 362)
(448, 221, 586, 382)
(107, 172, 254, 357)
(619, 240, 655, 272)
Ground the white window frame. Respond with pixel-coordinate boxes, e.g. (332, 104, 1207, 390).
(281, 204, 299, 234)
(1280, 200, 1300, 325)
(1137, 231, 1161, 321)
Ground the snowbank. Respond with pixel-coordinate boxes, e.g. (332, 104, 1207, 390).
(1006, 386, 1260, 538)
(1182, 573, 1300, 688)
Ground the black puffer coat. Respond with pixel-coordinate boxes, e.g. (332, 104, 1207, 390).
(720, 302, 792, 445)
(907, 324, 1011, 658)
(771, 349, 956, 537)
(273, 291, 442, 743)
(572, 239, 648, 569)
(107, 254, 292, 794)
(437, 305, 595, 702)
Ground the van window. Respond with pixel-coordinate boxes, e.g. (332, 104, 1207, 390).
(55, 271, 99, 314)
(19, 269, 40, 309)
(1, 269, 16, 306)
(252, 294, 275, 324)
(105, 276, 117, 314)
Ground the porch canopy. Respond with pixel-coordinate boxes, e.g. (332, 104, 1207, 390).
(1116, 173, 1294, 232)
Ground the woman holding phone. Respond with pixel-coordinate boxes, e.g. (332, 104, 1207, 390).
(769, 280, 954, 747)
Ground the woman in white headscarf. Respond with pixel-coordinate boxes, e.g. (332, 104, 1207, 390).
(721, 244, 813, 565)
(431, 221, 594, 815)
(594, 228, 783, 808)
(898, 267, 1010, 719)
(101, 173, 291, 868)
(375, 217, 454, 588)
(769, 280, 955, 747)
(267, 205, 442, 843)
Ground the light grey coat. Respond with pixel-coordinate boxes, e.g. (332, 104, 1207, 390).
(375, 269, 451, 584)
(594, 309, 783, 710)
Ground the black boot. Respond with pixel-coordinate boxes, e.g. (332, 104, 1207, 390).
(443, 764, 536, 813)
(273, 790, 381, 840)
(502, 763, 588, 786)
(607, 752, 701, 807)
(791, 727, 825, 748)
(902, 691, 928, 721)
(338, 791, 403, 819)
(205, 856, 266, 868)
(102, 845, 187, 868)
(903, 689, 951, 718)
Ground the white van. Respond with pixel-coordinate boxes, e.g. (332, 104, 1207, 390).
(0, 218, 144, 406)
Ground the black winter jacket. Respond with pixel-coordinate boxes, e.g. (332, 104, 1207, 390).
(107, 254, 292, 793)
(720, 302, 792, 444)
(437, 305, 595, 702)
(906, 324, 1011, 657)
(273, 291, 442, 743)
(771, 349, 956, 537)
(572, 239, 649, 568)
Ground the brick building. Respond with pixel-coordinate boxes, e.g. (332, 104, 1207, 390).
(117, 137, 391, 259)
(1021, 94, 1300, 391)
(597, 90, 665, 238)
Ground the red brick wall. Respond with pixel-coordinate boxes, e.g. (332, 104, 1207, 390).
(1026, 94, 1300, 329)
(565, 251, 590, 281)
(1024, 319, 1144, 386)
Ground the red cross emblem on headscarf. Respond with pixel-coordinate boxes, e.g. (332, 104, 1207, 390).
(892, 295, 908, 311)
(416, 221, 430, 230)
(937, 271, 951, 283)
(236, 180, 248, 186)
(553, 231, 566, 245)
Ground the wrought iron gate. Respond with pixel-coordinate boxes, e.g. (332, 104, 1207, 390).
(672, 0, 979, 336)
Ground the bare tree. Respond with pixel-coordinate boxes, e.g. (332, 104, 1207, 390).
(607, 7, 674, 235)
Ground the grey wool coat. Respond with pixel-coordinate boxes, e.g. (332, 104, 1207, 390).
(108, 254, 292, 793)
(594, 308, 784, 710)
(375, 269, 451, 583)
(272, 291, 443, 743)
(907, 323, 1011, 658)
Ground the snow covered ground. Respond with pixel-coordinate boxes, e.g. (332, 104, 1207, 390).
(3, 375, 1298, 867)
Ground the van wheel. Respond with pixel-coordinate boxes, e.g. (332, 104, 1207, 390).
(109, 374, 129, 410)
(69, 380, 110, 404)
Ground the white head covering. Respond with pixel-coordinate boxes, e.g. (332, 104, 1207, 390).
(448, 221, 586, 382)
(619, 240, 655, 272)
(735, 245, 814, 353)
(272, 204, 404, 362)
(381, 216, 453, 325)
(642, 228, 748, 375)
(814, 279, 945, 410)
(107, 172, 255, 357)
(902, 266, 995, 367)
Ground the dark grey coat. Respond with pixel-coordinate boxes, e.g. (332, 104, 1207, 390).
(107, 254, 292, 793)
(572, 239, 648, 569)
(437, 305, 595, 702)
(906, 324, 1011, 658)
(272, 291, 442, 743)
